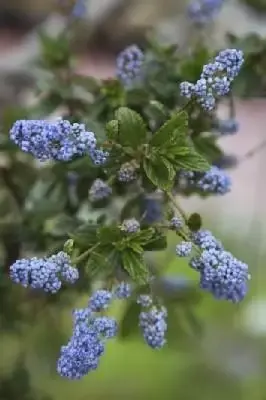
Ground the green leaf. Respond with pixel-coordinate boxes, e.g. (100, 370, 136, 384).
(150, 111, 188, 147)
(121, 249, 149, 283)
(127, 88, 150, 107)
(97, 225, 122, 245)
(105, 120, 119, 141)
(38, 31, 70, 68)
(63, 239, 74, 255)
(115, 107, 147, 148)
(175, 150, 210, 172)
(119, 301, 141, 339)
(127, 242, 143, 254)
(70, 223, 98, 248)
(142, 231, 168, 251)
(143, 155, 176, 190)
(187, 213, 202, 232)
(85, 249, 113, 277)
(144, 100, 168, 129)
(131, 228, 155, 246)
(193, 134, 223, 163)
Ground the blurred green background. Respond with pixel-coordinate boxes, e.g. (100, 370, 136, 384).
(1, 211, 265, 400)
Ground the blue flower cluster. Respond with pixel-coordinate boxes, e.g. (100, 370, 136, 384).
(89, 289, 113, 311)
(116, 45, 145, 87)
(9, 251, 79, 293)
(90, 149, 109, 166)
(139, 306, 168, 349)
(181, 166, 232, 195)
(10, 119, 108, 163)
(189, 229, 250, 302)
(89, 179, 112, 202)
(57, 284, 132, 380)
(180, 49, 244, 110)
(137, 294, 153, 308)
(57, 305, 116, 380)
(187, 0, 224, 25)
(136, 292, 167, 349)
(121, 218, 140, 233)
(176, 241, 193, 257)
(114, 282, 132, 299)
(170, 216, 183, 231)
(118, 162, 137, 182)
(217, 118, 239, 135)
(57, 282, 167, 379)
(192, 229, 223, 250)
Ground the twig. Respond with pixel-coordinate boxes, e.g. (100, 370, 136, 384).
(166, 191, 187, 222)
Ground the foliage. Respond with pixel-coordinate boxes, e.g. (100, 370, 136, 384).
(0, 2, 255, 387)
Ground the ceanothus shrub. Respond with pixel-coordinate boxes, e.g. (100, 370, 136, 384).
(4, 0, 251, 381)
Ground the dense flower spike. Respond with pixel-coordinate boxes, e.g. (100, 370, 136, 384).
(195, 249, 249, 302)
(187, 0, 224, 25)
(139, 306, 167, 349)
(180, 49, 244, 110)
(118, 162, 137, 182)
(189, 229, 250, 302)
(176, 241, 193, 257)
(10, 119, 103, 162)
(196, 166, 231, 194)
(9, 252, 79, 293)
(88, 179, 112, 202)
(88, 289, 113, 311)
(57, 324, 105, 379)
(116, 45, 145, 87)
(121, 218, 140, 233)
(170, 216, 183, 231)
(58, 307, 102, 380)
(57, 293, 119, 380)
(182, 166, 231, 195)
(179, 82, 194, 99)
(217, 118, 239, 135)
(49, 251, 79, 284)
(215, 49, 244, 80)
(90, 149, 109, 165)
(92, 316, 118, 339)
(114, 282, 132, 299)
(191, 229, 223, 251)
(137, 294, 153, 308)
(72, 307, 91, 326)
